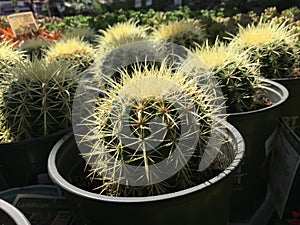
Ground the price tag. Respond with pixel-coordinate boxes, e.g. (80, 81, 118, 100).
(7, 11, 38, 36)
(267, 119, 300, 218)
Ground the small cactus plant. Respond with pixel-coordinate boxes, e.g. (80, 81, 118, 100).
(0, 41, 25, 84)
(95, 20, 149, 54)
(46, 37, 95, 72)
(151, 19, 206, 50)
(0, 59, 79, 141)
(229, 20, 299, 79)
(75, 58, 231, 197)
(192, 40, 269, 113)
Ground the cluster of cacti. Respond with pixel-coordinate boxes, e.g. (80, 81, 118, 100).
(0, 59, 79, 141)
(192, 40, 268, 113)
(229, 20, 299, 79)
(151, 19, 206, 49)
(46, 37, 95, 72)
(0, 41, 25, 84)
(95, 20, 149, 54)
(76, 59, 230, 197)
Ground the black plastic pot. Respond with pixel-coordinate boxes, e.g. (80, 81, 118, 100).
(227, 78, 289, 222)
(0, 199, 31, 225)
(48, 120, 245, 225)
(273, 77, 300, 132)
(0, 127, 72, 191)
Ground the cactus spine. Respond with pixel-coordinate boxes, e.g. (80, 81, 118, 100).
(76, 60, 229, 197)
(192, 40, 267, 113)
(96, 20, 149, 54)
(0, 59, 79, 141)
(46, 37, 95, 72)
(151, 19, 206, 50)
(0, 41, 25, 84)
(230, 20, 299, 78)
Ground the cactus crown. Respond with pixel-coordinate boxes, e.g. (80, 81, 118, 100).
(46, 37, 95, 72)
(76, 58, 229, 197)
(192, 40, 268, 113)
(230, 20, 299, 78)
(0, 59, 79, 141)
(96, 20, 149, 53)
(19, 38, 50, 60)
(151, 19, 206, 50)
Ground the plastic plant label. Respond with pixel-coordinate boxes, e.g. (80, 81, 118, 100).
(12, 194, 74, 225)
(267, 119, 300, 218)
(135, 0, 142, 8)
(7, 11, 38, 36)
(146, 0, 152, 6)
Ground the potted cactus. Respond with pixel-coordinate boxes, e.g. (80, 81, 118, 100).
(95, 20, 149, 54)
(191, 40, 289, 222)
(151, 19, 206, 50)
(45, 37, 95, 73)
(229, 19, 300, 132)
(0, 199, 31, 225)
(0, 58, 79, 190)
(48, 41, 245, 225)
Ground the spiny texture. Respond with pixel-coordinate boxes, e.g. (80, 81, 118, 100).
(0, 41, 25, 83)
(0, 59, 79, 141)
(192, 40, 268, 113)
(230, 20, 299, 78)
(151, 19, 206, 50)
(77, 61, 229, 197)
(96, 20, 149, 54)
(0, 109, 11, 143)
(46, 37, 95, 72)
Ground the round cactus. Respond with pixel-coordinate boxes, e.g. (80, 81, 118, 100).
(46, 37, 95, 72)
(192, 40, 268, 113)
(230, 20, 299, 78)
(151, 19, 206, 50)
(74, 58, 230, 197)
(0, 59, 79, 141)
(95, 20, 149, 54)
(0, 41, 25, 84)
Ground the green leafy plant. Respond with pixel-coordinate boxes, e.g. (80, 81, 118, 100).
(0, 59, 79, 141)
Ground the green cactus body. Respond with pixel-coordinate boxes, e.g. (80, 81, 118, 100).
(0, 59, 79, 141)
(95, 20, 149, 54)
(46, 37, 95, 73)
(192, 41, 266, 113)
(76, 61, 229, 197)
(151, 19, 206, 50)
(230, 20, 299, 79)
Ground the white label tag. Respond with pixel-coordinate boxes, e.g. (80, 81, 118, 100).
(135, 0, 142, 8)
(268, 120, 300, 218)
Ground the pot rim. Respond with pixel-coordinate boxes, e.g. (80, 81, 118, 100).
(0, 127, 72, 147)
(0, 199, 31, 225)
(229, 78, 289, 116)
(48, 119, 245, 203)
